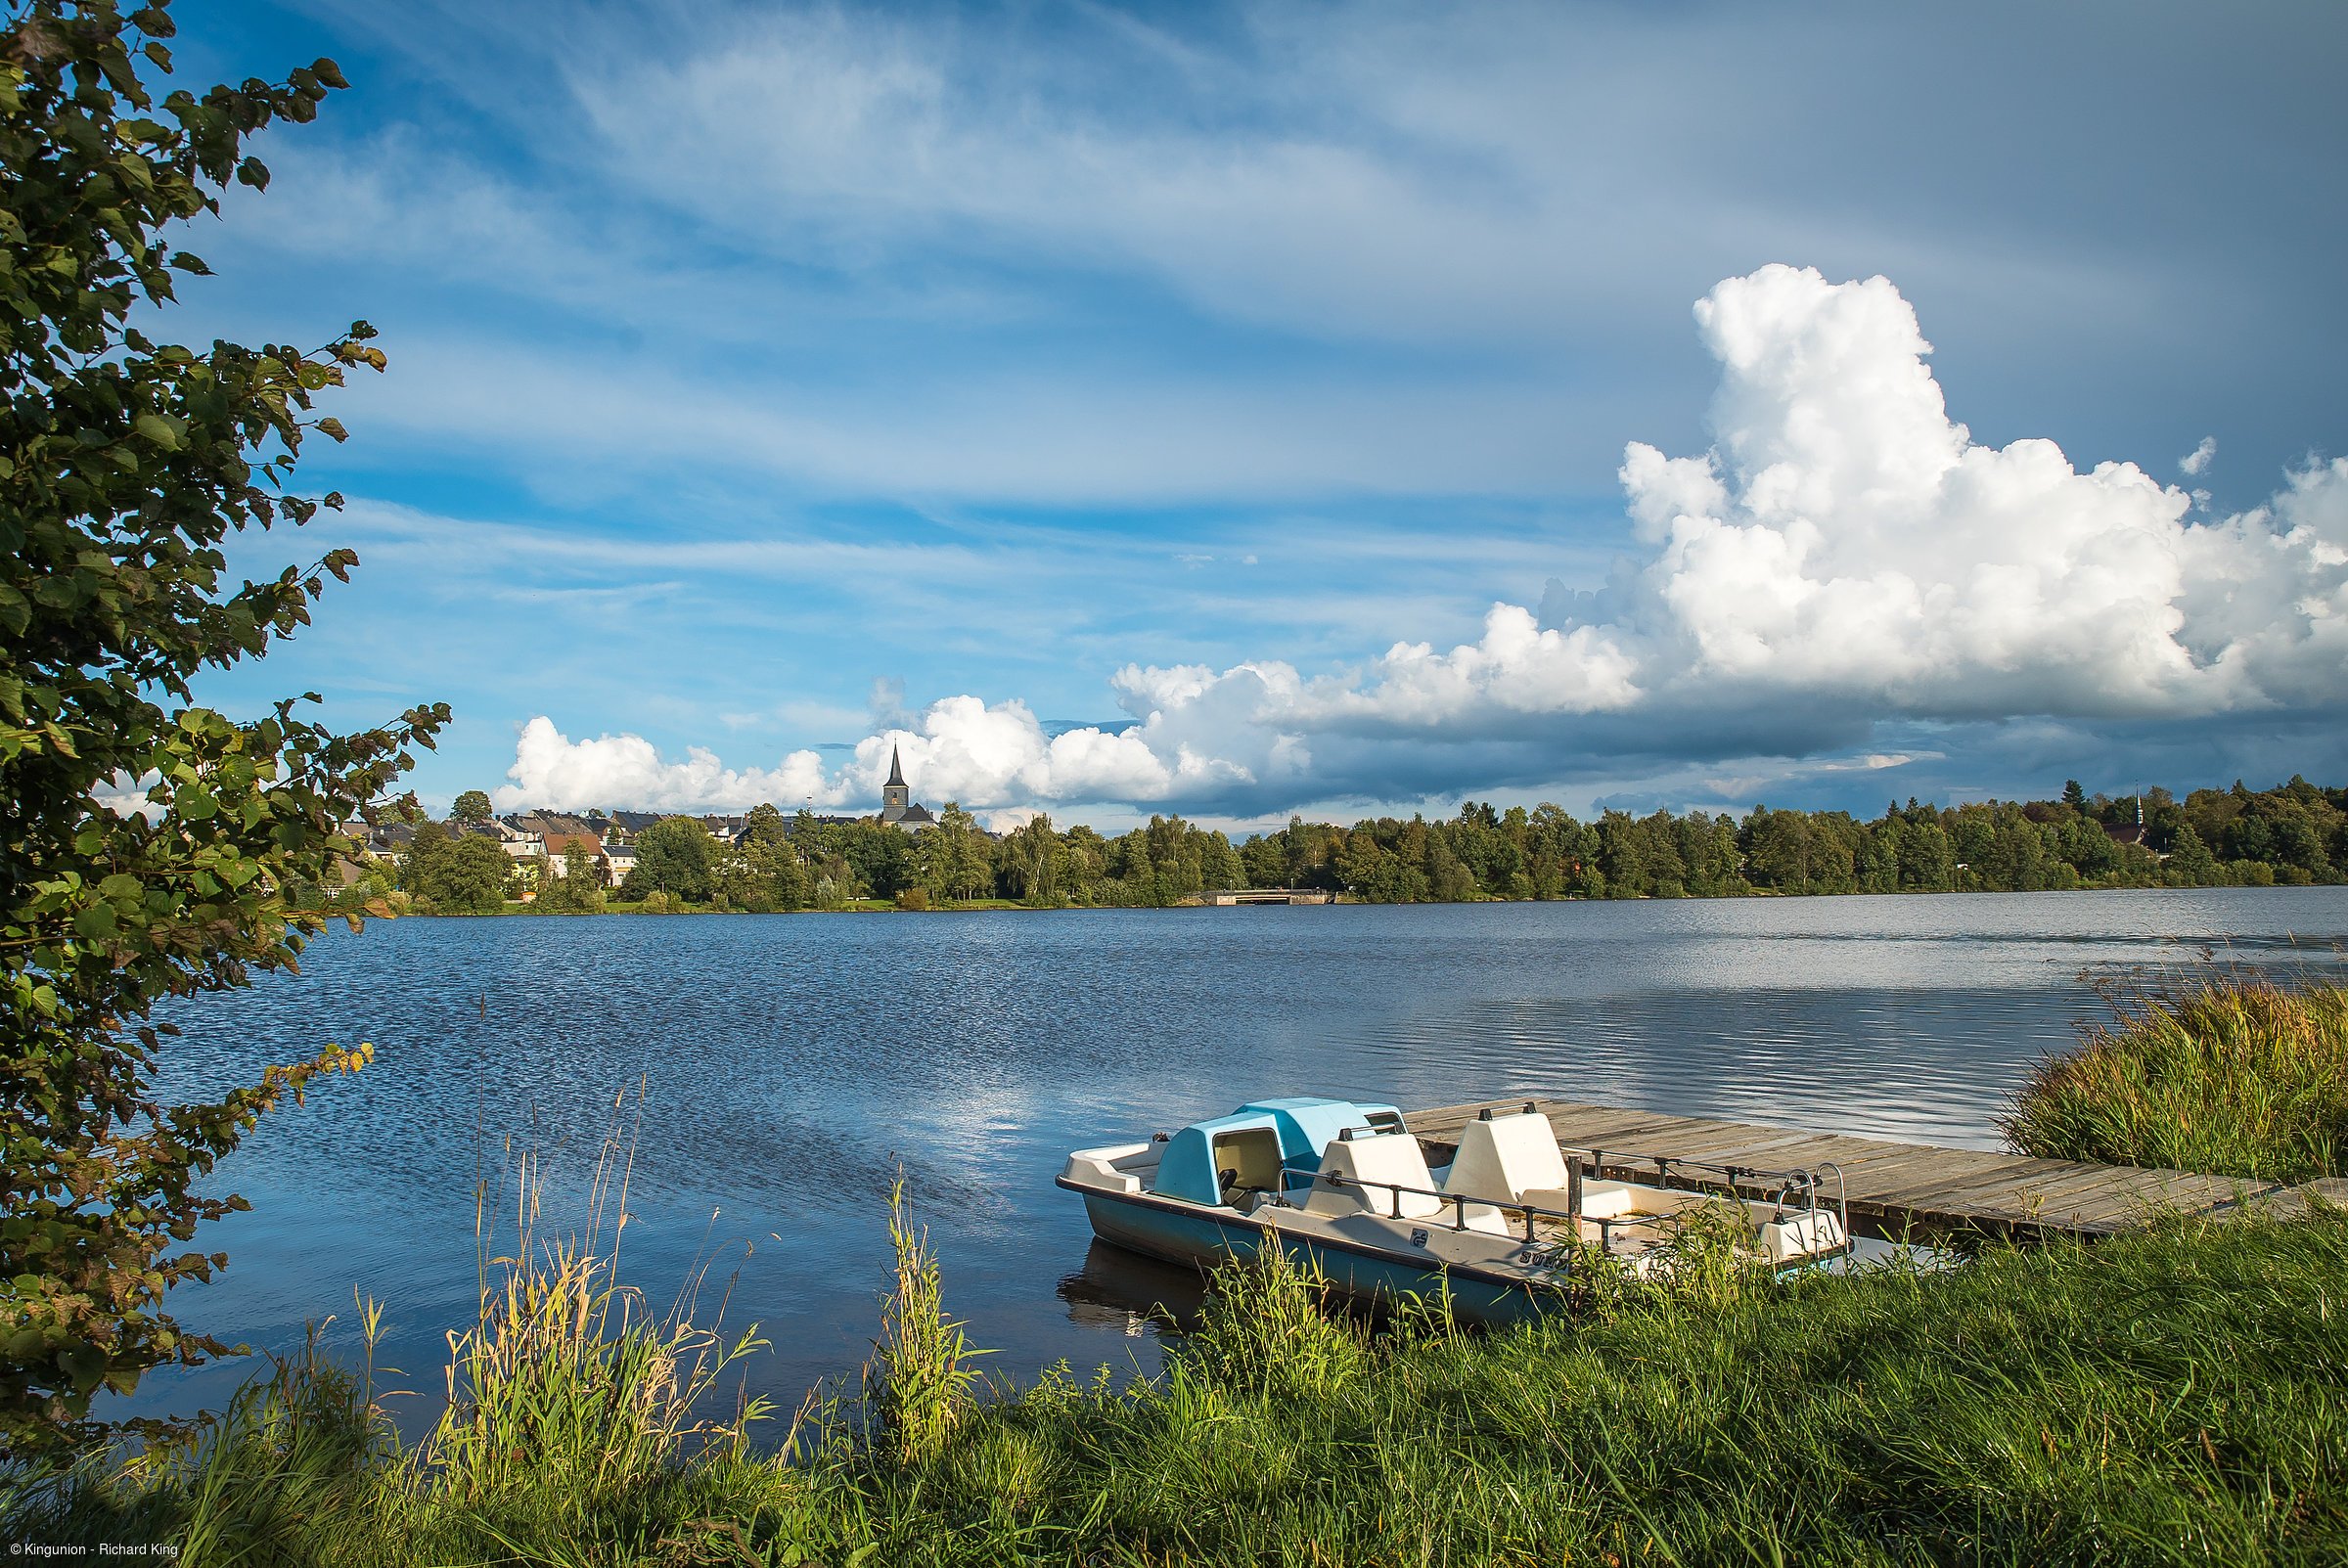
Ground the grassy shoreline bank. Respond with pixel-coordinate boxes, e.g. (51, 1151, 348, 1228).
(12, 1212, 2345, 1566)
(2009, 977, 2348, 1183)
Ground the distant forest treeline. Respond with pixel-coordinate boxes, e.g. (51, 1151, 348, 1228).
(342, 777, 2348, 916)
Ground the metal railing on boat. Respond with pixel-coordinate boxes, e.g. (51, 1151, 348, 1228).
(1247, 1128, 1849, 1256)
(1557, 1142, 1850, 1246)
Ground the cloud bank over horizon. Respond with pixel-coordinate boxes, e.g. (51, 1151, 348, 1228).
(492, 266, 2348, 820)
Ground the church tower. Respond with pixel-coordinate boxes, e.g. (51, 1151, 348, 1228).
(880, 741, 911, 825)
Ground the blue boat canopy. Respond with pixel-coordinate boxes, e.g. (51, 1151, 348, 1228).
(1150, 1096, 1406, 1205)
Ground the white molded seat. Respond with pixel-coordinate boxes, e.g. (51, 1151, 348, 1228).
(1442, 1111, 1573, 1231)
(1302, 1132, 1445, 1220)
(1444, 1111, 1569, 1200)
(1760, 1208, 1847, 1264)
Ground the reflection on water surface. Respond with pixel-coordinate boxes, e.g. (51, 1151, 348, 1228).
(118, 888, 2348, 1428)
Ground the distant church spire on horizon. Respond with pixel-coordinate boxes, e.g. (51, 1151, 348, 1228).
(879, 738, 932, 829)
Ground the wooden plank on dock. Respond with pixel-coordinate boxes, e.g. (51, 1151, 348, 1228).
(2215, 1177, 2348, 1224)
(1405, 1095, 2310, 1240)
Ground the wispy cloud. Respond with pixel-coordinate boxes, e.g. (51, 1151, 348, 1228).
(171, 1, 2348, 817)
(496, 269, 2348, 816)
(209, 0, 2343, 513)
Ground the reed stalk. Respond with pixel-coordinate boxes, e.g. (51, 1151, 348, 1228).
(865, 1178, 989, 1470)
(416, 1087, 772, 1516)
(1185, 1242, 1368, 1403)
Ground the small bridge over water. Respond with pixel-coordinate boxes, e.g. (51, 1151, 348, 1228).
(1199, 888, 1335, 906)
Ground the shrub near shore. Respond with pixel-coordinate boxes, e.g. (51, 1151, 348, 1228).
(14, 1209, 2348, 1566)
(2007, 977, 2348, 1183)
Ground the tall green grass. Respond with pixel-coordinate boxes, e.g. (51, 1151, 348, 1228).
(11, 1154, 2347, 1563)
(0, 1098, 819, 1566)
(866, 1178, 989, 1470)
(2005, 975, 2348, 1181)
(819, 1214, 2348, 1566)
(19, 1213, 2348, 1565)
(1185, 1241, 1371, 1404)
(0, 1323, 390, 1559)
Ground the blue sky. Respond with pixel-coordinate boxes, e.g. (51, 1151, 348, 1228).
(171, 0, 2348, 829)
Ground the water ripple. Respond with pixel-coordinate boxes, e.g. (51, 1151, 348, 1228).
(112, 887, 2348, 1428)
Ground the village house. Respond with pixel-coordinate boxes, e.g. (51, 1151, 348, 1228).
(510, 811, 596, 839)
(489, 817, 543, 864)
(363, 821, 416, 861)
(540, 830, 610, 883)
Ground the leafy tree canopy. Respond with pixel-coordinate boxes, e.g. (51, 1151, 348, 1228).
(619, 816, 716, 904)
(400, 823, 508, 914)
(1, 0, 445, 1451)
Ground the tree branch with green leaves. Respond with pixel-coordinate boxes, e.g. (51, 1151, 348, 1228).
(1, 0, 446, 1453)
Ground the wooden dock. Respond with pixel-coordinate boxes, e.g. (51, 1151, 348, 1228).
(1407, 1096, 2347, 1240)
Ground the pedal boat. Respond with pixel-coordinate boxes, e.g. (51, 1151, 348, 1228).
(1058, 1098, 1849, 1323)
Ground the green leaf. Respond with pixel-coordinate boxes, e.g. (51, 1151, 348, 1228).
(134, 413, 182, 449)
(58, 1344, 108, 1393)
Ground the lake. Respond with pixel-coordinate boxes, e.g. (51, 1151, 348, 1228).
(116, 887, 2348, 1430)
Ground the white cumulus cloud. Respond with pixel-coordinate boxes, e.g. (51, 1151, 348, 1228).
(1595, 267, 2326, 720)
(2181, 435, 2217, 475)
(494, 266, 2347, 816)
(493, 716, 846, 813)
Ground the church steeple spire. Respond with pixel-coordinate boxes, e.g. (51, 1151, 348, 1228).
(880, 739, 913, 824)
